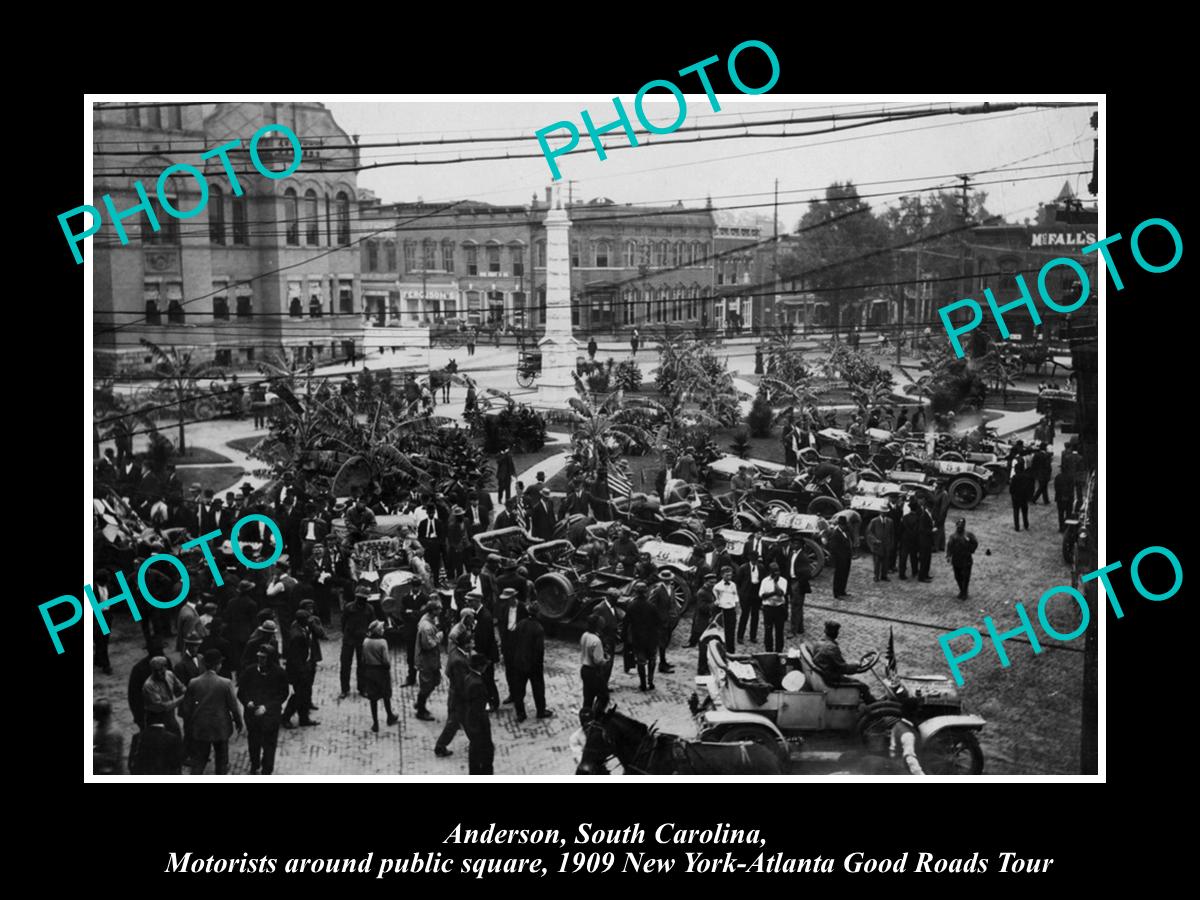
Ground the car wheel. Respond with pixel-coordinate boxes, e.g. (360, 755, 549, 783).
(948, 477, 983, 509)
(719, 725, 788, 769)
(807, 496, 843, 517)
(918, 729, 984, 775)
(802, 538, 826, 579)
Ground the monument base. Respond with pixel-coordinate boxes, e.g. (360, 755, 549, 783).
(536, 336, 581, 407)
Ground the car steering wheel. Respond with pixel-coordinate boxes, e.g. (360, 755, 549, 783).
(859, 650, 880, 670)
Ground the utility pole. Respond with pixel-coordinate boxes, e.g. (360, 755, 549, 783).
(958, 175, 973, 357)
(1088, 110, 1098, 197)
(772, 179, 779, 334)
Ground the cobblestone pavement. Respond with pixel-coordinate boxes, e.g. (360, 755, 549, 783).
(95, 479, 1083, 776)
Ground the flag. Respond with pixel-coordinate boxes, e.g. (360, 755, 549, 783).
(608, 462, 633, 501)
(885, 626, 897, 677)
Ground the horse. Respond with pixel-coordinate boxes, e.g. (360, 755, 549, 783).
(428, 360, 458, 404)
(575, 704, 786, 775)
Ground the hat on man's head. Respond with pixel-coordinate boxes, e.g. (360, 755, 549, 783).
(824, 620, 841, 638)
(703, 572, 718, 582)
(184, 633, 203, 645)
(240, 482, 254, 494)
(190, 482, 203, 493)
(657, 568, 675, 582)
(260, 620, 279, 633)
(294, 609, 311, 621)
(299, 598, 316, 610)
(486, 553, 502, 565)
(500, 587, 518, 600)
(202, 648, 224, 668)
(451, 505, 466, 517)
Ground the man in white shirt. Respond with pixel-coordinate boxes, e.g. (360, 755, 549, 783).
(758, 561, 789, 653)
(712, 567, 741, 652)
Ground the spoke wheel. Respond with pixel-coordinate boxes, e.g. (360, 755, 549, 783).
(918, 729, 984, 775)
(948, 477, 983, 509)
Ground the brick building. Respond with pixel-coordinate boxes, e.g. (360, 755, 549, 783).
(92, 101, 363, 372)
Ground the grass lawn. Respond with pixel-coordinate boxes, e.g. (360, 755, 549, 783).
(134, 446, 232, 465)
(181, 465, 246, 496)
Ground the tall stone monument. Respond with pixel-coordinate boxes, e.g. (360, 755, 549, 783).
(537, 184, 579, 407)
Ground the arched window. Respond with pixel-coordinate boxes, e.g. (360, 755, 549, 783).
(659, 241, 669, 267)
(209, 185, 226, 245)
(676, 241, 687, 266)
(652, 242, 663, 267)
(624, 240, 636, 267)
(386, 241, 397, 271)
(283, 188, 299, 246)
(668, 242, 678, 267)
(511, 244, 525, 276)
(231, 194, 248, 245)
(424, 239, 437, 271)
(366, 241, 378, 271)
(335, 191, 351, 245)
(441, 240, 454, 271)
(595, 240, 609, 268)
(643, 289, 651, 322)
(639, 241, 651, 266)
(305, 190, 319, 245)
(145, 180, 179, 244)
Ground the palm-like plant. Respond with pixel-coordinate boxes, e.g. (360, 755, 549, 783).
(140, 338, 223, 454)
(761, 374, 828, 434)
(851, 380, 894, 428)
(566, 375, 665, 491)
(94, 380, 157, 462)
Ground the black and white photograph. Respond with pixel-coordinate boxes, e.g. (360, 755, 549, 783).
(84, 94, 1102, 779)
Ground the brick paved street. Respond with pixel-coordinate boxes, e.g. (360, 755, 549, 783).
(96, 473, 1082, 776)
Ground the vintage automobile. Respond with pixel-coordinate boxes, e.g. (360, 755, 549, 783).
(707, 453, 792, 483)
(890, 457, 994, 510)
(693, 635, 986, 775)
(813, 426, 895, 461)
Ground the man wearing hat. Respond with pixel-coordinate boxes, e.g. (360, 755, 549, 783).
(624, 582, 661, 691)
(530, 487, 557, 542)
(340, 587, 374, 698)
(453, 549, 484, 610)
(511, 602, 552, 722)
(174, 633, 205, 688)
(712, 566, 741, 652)
(241, 617, 279, 671)
(281, 610, 319, 729)
(579, 615, 610, 713)
(560, 477, 592, 519)
(181, 648, 243, 775)
(435, 622, 474, 757)
(142, 656, 186, 736)
(493, 496, 521, 531)
(445, 505, 470, 581)
(467, 591, 501, 710)
(414, 600, 444, 721)
(1030, 441, 1053, 505)
(493, 586, 522, 705)
(345, 496, 377, 545)
(464, 652, 495, 774)
(175, 592, 201, 654)
(945, 517, 980, 601)
(649, 570, 678, 674)
(592, 588, 622, 668)
(417, 501, 446, 585)
(810, 621, 876, 702)
(238, 644, 289, 775)
(226, 581, 259, 673)
(688, 572, 718, 649)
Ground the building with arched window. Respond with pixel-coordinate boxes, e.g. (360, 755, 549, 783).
(91, 102, 363, 371)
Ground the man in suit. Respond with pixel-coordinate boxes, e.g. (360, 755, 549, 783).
(464, 652, 495, 775)
(225, 579, 258, 673)
(625, 582, 661, 691)
(467, 592, 501, 709)
(495, 446, 517, 504)
(559, 478, 593, 519)
(434, 626, 473, 757)
(887, 495, 904, 574)
(174, 634, 204, 688)
(688, 573, 717, 648)
(339, 589, 373, 698)
(299, 504, 330, 559)
(788, 541, 812, 636)
(281, 610, 319, 728)
(897, 501, 919, 580)
(930, 483, 952, 552)
(195, 489, 219, 536)
(455, 559, 485, 610)
(511, 602, 552, 722)
(736, 549, 765, 645)
(529, 487, 557, 542)
(648, 571, 678, 674)
(444, 506, 471, 581)
(492, 586, 522, 706)
(591, 588, 622, 671)
(417, 501, 446, 585)
(237, 644, 290, 775)
(493, 497, 521, 531)
(130, 722, 184, 775)
(467, 488, 494, 535)
(180, 649, 243, 775)
(865, 512, 895, 582)
(945, 517, 980, 602)
(916, 496, 935, 582)
(176, 597, 201, 653)
(827, 519, 853, 599)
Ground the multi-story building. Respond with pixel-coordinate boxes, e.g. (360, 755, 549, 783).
(714, 224, 772, 333)
(357, 191, 720, 338)
(92, 101, 363, 372)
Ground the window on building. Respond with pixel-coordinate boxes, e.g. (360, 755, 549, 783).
(538, 288, 547, 326)
(166, 105, 182, 130)
(125, 107, 139, 127)
(536, 240, 546, 267)
(288, 281, 303, 318)
(243, 347, 256, 363)
(487, 244, 500, 274)
(511, 246, 524, 277)
(487, 290, 504, 325)
(366, 241, 378, 271)
(166, 281, 185, 323)
(305, 190, 319, 245)
(677, 241, 688, 266)
(643, 290, 651, 322)
(571, 296, 580, 327)
(652, 242, 663, 267)
(215, 349, 232, 367)
(144, 105, 162, 129)
(143, 184, 178, 244)
(403, 241, 416, 273)
(386, 241, 397, 271)
(309, 292, 323, 318)
(571, 241, 579, 268)
(283, 188, 299, 246)
(441, 240, 454, 272)
(423, 239, 436, 271)
(335, 192, 350, 245)
(512, 291, 526, 326)
(325, 195, 332, 245)
(209, 185, 226, 245)
(338, 280, 354, 315)
(232, 194, 248, 245)
(595, 240, 609, 268)
(212, 282, 229, 320)
(235, 291, 253, 319)
(624, 241, 636, 267)
(466, 290, 481, 325)
(639, 241, 650, 266)
(691, 242, 702, 265)
(465, 245, 478, 275)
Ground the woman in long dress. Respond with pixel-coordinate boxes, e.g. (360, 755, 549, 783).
(361, 621, 399, 732)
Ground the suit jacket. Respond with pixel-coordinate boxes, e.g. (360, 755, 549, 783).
(225, 594, 258, 643)
(827, 528, 852, 564)
(899, 511, 919, 545)
(181, 670, 243, 741)
(496, 453, 516, 486)
(444, 645, 471, 709)
(237, 662, 291, 714)
(624, 596, 660, 652)
(530, 500, 556, 541)
(469, 491, 494, 526)
(916, 509, 935, 549)
(736, 561, 766, 603)
(417, 516, 445, 544)
(866, 515, 895, 554)
(493, 510, 518, 531)
(173, 652, 202, 687)
(473, 607, 500, 663)
(176, 604, 200, 653)
(560, 490, 592, 519)
(511, 617, 545, 672)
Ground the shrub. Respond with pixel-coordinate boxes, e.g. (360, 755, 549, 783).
(748, 390, 774, 438)
(614, 359, 642, 392)
(729, 427, 751, 459)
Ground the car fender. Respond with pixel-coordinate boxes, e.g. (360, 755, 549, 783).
(699, 709, 787, 742)
(918, 714, 986, 743)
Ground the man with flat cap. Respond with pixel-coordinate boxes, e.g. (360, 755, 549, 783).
(238, 644, 289, 775)
(414, 600, 444, 721)
(945, 517, 980, 601)
(434, 623, 473, 757)
(464, 652, 495, 775)
(809, 621, 876, 702)
(241, 617, 279, 671)
(624, 582, 661, 691)
(181, 648, 243, 775)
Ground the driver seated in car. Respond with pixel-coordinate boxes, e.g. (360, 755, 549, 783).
(630, 493, 664, 521)
(730, 466, 757, 505)
(808, 620, 876, 703)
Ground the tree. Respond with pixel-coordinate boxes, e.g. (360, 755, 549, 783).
(140, 339, 223, 455)
(778, 182, 891, 336)
(566, 376, 664, 495)
(94, 380, 157, 464)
